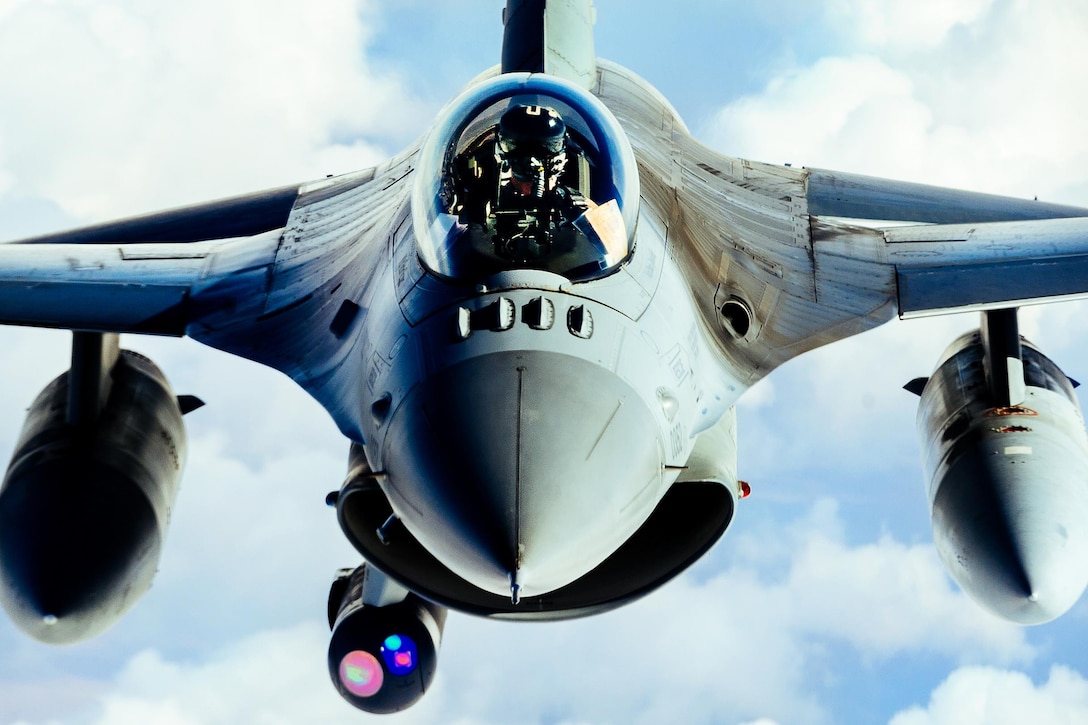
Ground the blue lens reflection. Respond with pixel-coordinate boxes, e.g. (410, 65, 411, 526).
(380, 633, 418, 676)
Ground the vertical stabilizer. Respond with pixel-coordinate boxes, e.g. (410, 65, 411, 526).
(502, 0, 597, 89)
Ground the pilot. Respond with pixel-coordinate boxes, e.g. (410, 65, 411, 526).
(497, 106, 566, 196)
(447, 105, 584, 261)
(448, 104, 596, 271)
(494, 105, 587, 214)
(486, 105, 590, 261)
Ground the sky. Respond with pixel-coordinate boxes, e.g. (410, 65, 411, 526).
(0, 0, 1088, 723)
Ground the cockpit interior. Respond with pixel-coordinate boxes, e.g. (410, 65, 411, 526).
(413, 75, 639, 283)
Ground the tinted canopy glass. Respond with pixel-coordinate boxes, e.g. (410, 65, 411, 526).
(413, 74, 639, 282)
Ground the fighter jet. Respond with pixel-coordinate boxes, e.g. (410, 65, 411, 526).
(1, 0, 1088, 714)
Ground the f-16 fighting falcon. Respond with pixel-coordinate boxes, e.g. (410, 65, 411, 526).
(1, 0, 1088, 715)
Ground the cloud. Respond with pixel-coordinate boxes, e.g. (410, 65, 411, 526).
(890, 665, 1088, 725)
(703, 54, 924, 170)
(736, 313, 977, 478)
(0, 0, 424, 226)
(824, 0, 994, 50)
(79, 623, 351, 725)
(729, 500, 1031, 664)
(737, 376, 776, 410)
(702, 0, 1088, 201)
(3, 500, 1031, 725)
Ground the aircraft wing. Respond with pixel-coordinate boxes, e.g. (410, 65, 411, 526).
(802, 166, 1088, 318)
(0, 184, 301, 335)
(806, 167, 1088, 224)
(0, 233, 287, 335)
(622, 105, 1088, 380)
(0, 160, 404, 338)
(874, 216, 1088, 318)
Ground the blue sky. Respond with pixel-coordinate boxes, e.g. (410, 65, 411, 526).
(1, 1, 1088, 723)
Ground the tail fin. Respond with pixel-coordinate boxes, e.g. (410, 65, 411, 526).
(502, 0, 597, 89)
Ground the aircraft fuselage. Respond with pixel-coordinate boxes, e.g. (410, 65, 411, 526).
(344, 72, 742, 607)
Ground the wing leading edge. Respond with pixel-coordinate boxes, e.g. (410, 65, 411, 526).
(807, 167, 1088, 225)
(7, 185, 299, 246)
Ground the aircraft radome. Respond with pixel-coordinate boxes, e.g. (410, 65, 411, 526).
(1, 1, 1087, 722)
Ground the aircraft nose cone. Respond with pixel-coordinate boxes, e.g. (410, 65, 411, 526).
(381, 351, 665, 598)
(932, 447, 1088, 625)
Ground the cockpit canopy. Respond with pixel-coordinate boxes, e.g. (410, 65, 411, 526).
(413, 74, 639, 283)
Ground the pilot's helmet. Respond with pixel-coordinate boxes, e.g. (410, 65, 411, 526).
(497, 105, 567, 193)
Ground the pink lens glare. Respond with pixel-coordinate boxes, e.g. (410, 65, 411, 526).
(339, 650, 384, 697)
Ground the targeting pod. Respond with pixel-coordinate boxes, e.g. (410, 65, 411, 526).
(910, 318, 1088, 624)
(327, 564, 446, 714)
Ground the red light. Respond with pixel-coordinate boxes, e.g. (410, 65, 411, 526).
(739, 480, 751, 498)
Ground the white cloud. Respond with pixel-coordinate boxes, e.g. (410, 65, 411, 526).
(825, 0, 994, 50)
(2, 500, 1031, 725)
(704, 54, 924, 172)
(737, 313, 977, 475)
(0, 0, 425, 224)
(737, 375, 776, 410)
(732, 500, 1031, 664)
(85, 624, 352, 725)
(703, 0, 1088, 201)
(890, 665, 1088, 725)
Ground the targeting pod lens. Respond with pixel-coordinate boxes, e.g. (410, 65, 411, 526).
(327, 567, 445, 714)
